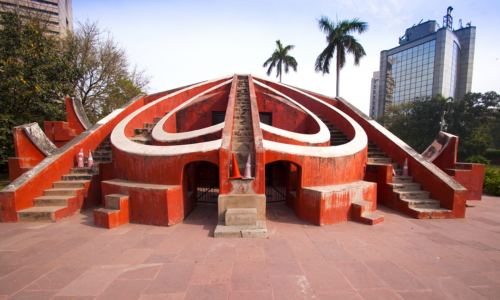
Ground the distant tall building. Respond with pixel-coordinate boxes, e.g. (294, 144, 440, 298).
(369, 71, 380, 119)
(0, 0, 73, 35)
(373, 6, 475, 119)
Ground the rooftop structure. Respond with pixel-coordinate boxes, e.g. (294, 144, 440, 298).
(0, 0, 73, 35)
(373, 7, 476, 119)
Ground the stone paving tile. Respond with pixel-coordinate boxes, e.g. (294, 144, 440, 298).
(316, 292, 363, 300)
(228, 290, 273, 300)
(144, 262, 196, 295)
(0, 195, 500, 298)
(96, 279, 150, 300)
(118, 264, 162, 280)
(270, 275, 317, 300)
(57, 265, 127, 296)
(0, 265, 56, 296)
(420, 277, 489, 299)
(397, 291, 446, 300)
(184, 282, 229, 300)
(300, 261, 353, 292)
(230, 261, 270, 291)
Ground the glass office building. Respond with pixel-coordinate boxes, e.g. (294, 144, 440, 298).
(371, 7, 476, 119)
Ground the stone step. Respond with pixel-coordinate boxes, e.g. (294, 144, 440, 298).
(232, 142, 253, 152)
(368, 152, 387, 158)
(154, 117, 162, 123)
(69, 167, 96, 175)
(53, 180, 88, 189)
(233, 136, 253, 143)
(368, 148, 381, 153)
(34, 195, 72, 207)
(17, 206, 67, 222)
(97, 146, 111, 151)
(331, 138, 350, 143)
(329, 128, 342, 133)
(62, 173, 93, 181)
(233, 130, 253, 137)
(94, 207, 120, 215)
(134, 128, 152, 136)
(330, 141, 349, 146)
(91, 151, 112, 157)
(129, 136, 152, 145)
(360, 212, 385, 225)
(368, 157, 393, 164)
(143, 122, 157, 129)
(226, 208, 257, 226)
(368, 143, 377, 148)
(400, 198, 441, 209)
(388, 182, 421, 191)
(85, 156, 111, 163)
(44, 188, 80, 196)
(395, 190, 430, 200)
(392, 176, 413, 183)
(410, 207, 452, 215)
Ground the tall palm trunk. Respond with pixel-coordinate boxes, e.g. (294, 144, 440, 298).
(280, 63, 282, 83)
(336, 48, 340, 97)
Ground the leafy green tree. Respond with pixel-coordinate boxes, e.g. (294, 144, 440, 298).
(315, 16, 368, 97)
(0, 11, 79, 168)
(100, 78, 144, 117)
(263, 40, 297, 83)
(63, 20, 150, 123)
(378, 92, 499, 153)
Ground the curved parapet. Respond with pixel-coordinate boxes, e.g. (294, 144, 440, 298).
(19, 122, 58, 156)
(422, 131, 455, 163)
(70, 97, 92, 131)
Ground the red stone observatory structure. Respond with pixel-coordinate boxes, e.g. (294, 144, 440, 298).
(1, 74, 480, 237)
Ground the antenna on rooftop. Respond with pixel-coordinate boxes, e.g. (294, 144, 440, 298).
(443, 6, 453, 30)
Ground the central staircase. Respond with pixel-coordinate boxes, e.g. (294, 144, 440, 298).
(231, 78, 254, 176)
(315, 114, 350, 146)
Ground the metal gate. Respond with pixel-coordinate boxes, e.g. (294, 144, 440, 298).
(265, 162, 286, 203)
(196, 162, 219, 203)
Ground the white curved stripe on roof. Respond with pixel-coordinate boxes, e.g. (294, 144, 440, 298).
(111, 75, 233, 156)
(252, 75, 367, 158)
(152, 81, 231, 142)
(253, 80, 330, 145)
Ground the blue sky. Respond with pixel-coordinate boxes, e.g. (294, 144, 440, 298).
(74, 0, 500, 114)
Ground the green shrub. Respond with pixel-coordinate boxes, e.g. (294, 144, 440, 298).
(465, 155, 490, 165)
(485, 150, 500, 159)
(484, 166, 500, 196)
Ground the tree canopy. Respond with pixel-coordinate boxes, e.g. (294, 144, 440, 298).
(263, 40, 297, 83)
(378, 92, 500, 155)
(0, 11, 79, 167)
(315, 16, 368, 97)
(62, 20, 151, 123)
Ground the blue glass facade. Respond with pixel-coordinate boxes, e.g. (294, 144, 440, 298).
(384, 40, 436, 106)
(449, 42, 460, 99)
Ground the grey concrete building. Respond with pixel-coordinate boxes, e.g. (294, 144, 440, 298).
(369, 71, 380, 119)
(0, 0, 73, 35)
(374, 7, 475, 119)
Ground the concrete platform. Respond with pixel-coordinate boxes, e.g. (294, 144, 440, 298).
(1, 195, 500, 299)
(214, 220, 267, 238)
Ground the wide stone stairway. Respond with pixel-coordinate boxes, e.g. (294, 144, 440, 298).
(367, 141, 452, 217)
(17, 140, 113, 222)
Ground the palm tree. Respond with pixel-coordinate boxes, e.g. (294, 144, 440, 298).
(315, 16, 368, 97)
(263, 40, 298, 83)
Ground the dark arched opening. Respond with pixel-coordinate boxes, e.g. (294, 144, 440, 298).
(195, 161, 220, 203)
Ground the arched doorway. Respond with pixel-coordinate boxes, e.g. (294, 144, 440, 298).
(265, 161, 287, 203)
(196, 161, 220, 203)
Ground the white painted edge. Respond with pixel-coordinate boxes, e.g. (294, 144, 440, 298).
(152, 80, 232, 142)
(111, 75, 233, 156)
(252, 80, 330, 144)
(252, 76, 367, 158)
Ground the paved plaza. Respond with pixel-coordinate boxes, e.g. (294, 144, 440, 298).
(1, 195, 500, 300)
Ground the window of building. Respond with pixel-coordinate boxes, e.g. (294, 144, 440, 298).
(449, 42, 460, 99)
(384, 40, 436, 107)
